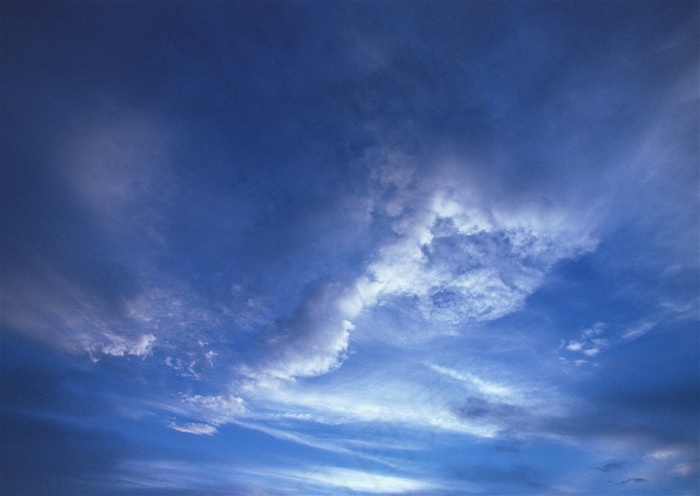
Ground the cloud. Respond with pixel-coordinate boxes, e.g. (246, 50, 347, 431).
(59, 112, 175, 246)
(427, 364, 518, 400)
(229, 354, 562, 449)
(242, 282, 355, 383)
(615, 477, 647, 485)
(168, 421, 217, 436)
(101, 333, 156, 358)
(457, 396, 525, 422)
(237, 368, 501, 439)
(648, 449, 681, 461)
(597, 462, 624, 472)
(354, 187, 597, 329)
(559, 323, 611, 362)
(223, 420, 406, 470)
(0, 266, 160, 361)
(234, 148, 599, 384)
(182, 394, 246, 425)
(282, 465, 439, 494)
(1, 2, 697, 495)
(671, 461, 700, 477)
(0, 263, 247, 372)
(621, 321, 655, 341)
(114, 459, 243, 493)
(115, 458, 441, 495)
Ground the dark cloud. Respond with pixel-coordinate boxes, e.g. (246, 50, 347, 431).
(616, 477, 647, 485)
(597, 462, 625, 472)
(456, 396, 526, 424)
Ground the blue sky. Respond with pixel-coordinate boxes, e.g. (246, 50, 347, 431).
(1, 1, 698, 495)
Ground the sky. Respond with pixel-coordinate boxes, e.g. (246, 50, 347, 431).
(1, 1, 698, 495)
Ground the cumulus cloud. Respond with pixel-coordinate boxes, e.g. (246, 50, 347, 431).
(348, 185, 597, 329)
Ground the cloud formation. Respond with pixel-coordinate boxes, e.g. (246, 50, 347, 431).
(1, 1, 697, 495)
(168, 421, 218, 436)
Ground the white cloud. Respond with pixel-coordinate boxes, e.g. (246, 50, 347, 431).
(118, 457, 443, 495)
(561, 319, 666, 366)
(102, 333, 156, 358)
(183, 394, 247, 425)
(168, 421, 218, 436)
(238, 160, 597, 386)
(357, 188, 597, 329)
(282, 466, 439, 494)
(648, 448, 681, 460)
(344, 188, 593, 368)
(426, 364, 518, 401)
(561, 323, 610, 361)
(234, 356, 566, 445)
(246, 378, 497, 438)
(582, 323, 606, 338)
(0, 266, 235, 367)
(566, 341, 584, 352)
(622, 321, 655, 340)
(242, 283, 355, 383)
(229, 420, 405, 469)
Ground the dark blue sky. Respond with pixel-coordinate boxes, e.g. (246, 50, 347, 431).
(1, 1, 698, 495)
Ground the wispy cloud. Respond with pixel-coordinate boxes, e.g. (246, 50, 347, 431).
(276, 465, 442, 494)
(167, 421, 217, 436)
(621, 321, 655, 341)
(117, 458, 444, 495)
(101, 333, 156, 358)
(181, 394, 246, 425)
(426, 364, 519, 401)
(671, 461, 700, 477)
(597, 462, 624, 472)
